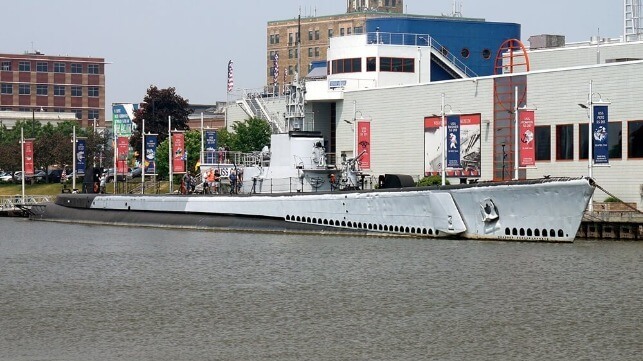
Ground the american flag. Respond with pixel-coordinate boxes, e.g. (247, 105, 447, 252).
(273, 53, 279, 85)
(227, 60, 234, 93)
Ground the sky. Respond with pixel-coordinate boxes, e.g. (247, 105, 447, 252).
(1, 0, 623, 113)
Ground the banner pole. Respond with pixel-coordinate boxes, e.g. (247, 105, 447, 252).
(169, 116, 172, 194)
(21, 127, 25, 202)
(141, 119, 145, 194)
(72, 126, 76, 191)
(514, 86, 519, 180)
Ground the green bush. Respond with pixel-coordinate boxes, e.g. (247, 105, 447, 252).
(604, 196, 622, 203)
(417, 175, 449, 187)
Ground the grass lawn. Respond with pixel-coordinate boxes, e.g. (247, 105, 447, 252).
(0, 181, 170, 196)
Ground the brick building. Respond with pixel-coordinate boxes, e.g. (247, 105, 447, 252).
(0, 52, 106, 128)
(266, 0, 403, 89)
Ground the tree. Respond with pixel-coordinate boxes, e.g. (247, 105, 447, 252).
(228, 117, 271, 153)
(130, 86, 192, 155)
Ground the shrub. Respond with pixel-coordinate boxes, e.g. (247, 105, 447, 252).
(417, 175, 449, 187)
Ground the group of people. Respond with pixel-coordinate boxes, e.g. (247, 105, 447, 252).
(180, 172, 198, 195)
(202, 167, 243, 194)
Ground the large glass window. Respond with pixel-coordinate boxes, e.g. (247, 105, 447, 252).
(72, 109, 82, 119)
(54, 62, 65, 73)
(328, 29, 333, 38)
(556, 124, 574, 160)
(36, 62, 48, 72)
(54, 85, 65, 96)
(314, 47, 320, 57)
(1, 61, 10, 71)
(71, 86, 82, 97)
(288, 33, 293, 45)
(380, 57, 415, 73)
(19, 61, 30, 71)
(535, 125, 551, 161)
(331, 58, 361, 74)
(71, 63, 83, 73)
(88, 64, 100, 74)
(308, 30, 313, 41)
(36, 84, 48, 96)
(314, 30, 320, 40)
(88, 86, 99, 97)
(580, 122, 622, 160)
(0, 83, 12, 94)
(308, 48, 313, 57)
(366, 57, 376, 72)
(628, 120, 643, 158)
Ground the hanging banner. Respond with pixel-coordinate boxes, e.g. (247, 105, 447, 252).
(593, 105, 609, 164)
(23, 139, 35, 175)
(75, 138, 86, 175)
(424, 114, 481, 177)
(117, 136, 129, 175)
(144, 134, 157, 175)
(112, 103, 139, 137)
(172, 132, 186, 173)
(446, 115, 461, 169)
(519, 109, 536, 167)
(356, 120, 371, 170)
(204, 130, 217, 163)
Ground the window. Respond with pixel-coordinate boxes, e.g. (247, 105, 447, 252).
(72, 109, 82, 119)
(331, 58, 361, 74)
(288, 33, 294, 45)
(315, 47, 320, 57)
(274, 34, 279, 44)
(88, 64, 100, 74)
(308, 48, 313, 57)
(54, 85, 65, 96)
(380, 57, 415, 72)
(328, 29, 333, 38)
(36, 62, 48, 72)
(54, 62, 65, 73)
(19, 61, 31, 71)
(288, 65, 293, 75)
(482, 49, 492, 59)
(0, 83, 12, 94)
(556, 124, 574, 160)
(308, 30, 313, 41)
(628, 120, 643, 158)
(71, 63, 82, 73)
(1, 61, 10, 71)
(354, 26, 364, 34)
(288, 49, 294, 59)
(535, 126, 551, 161)
(347, 27, 352, 35)
(340, 28, 345, 36)
(367, 57, 376, 72)
(71, 86, 82, 97)
(461, 48, 470, 58)
(36, 84, 48, 96)
(53, 108, 65, 113)
(270, 34, 275, 44)
(88, 109, 100, 120)
(314, 30, 320, 40)
(88, 86, 99, 97)
(19, 84, 30, 95)
(580, 122, 623, 160)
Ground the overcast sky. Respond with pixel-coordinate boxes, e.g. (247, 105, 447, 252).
(1, 0, 623, 112)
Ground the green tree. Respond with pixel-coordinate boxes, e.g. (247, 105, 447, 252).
(130, 86, 192, 154)
(228, 117, 271, 152)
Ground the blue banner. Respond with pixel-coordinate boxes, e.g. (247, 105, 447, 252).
(446, 115, 461, 169)
(204, 130, 217, 163)
(593, 105, 609, 164)
(76, 138, 86, 175)
(144, 134, 157, 175)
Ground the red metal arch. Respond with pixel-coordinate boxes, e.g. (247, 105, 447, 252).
(493, 39, 530, 112)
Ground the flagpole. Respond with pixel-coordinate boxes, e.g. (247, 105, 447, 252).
(72, 125, 76, 191)
(141, 119, 145, 194)
(200, 112, 204, 166)
(169, 115, 173, 194)
(20, 127, 25, 202)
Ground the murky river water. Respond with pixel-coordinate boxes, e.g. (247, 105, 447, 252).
(0, 218, 641, 360)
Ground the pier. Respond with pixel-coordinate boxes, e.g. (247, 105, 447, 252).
(0, 195, 53, 217)
(577, 202, 643, 240)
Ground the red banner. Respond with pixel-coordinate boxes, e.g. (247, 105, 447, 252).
(172, 132, 186, 173)
(356, 120, 371, 170)
(519, 110, 535, 167)
(23, 139, 34, 175)
(117, 136, 129, 174)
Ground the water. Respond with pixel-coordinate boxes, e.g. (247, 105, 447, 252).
(0, 218, 641, 361)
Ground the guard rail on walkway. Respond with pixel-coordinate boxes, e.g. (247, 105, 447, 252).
(0, 195, 53, 216)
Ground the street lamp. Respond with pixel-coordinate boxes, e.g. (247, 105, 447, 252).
(577, 80, 610, 212)
(440, 93, 455, 186)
